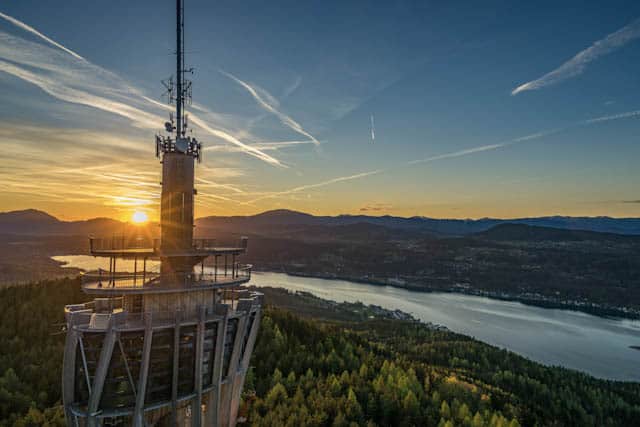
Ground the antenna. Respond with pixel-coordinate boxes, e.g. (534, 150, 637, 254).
(175, 0, 193, 138)
(157, 0, 199, 159)
(176, 0, 184, 136)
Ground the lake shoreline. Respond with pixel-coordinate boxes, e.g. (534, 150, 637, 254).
(49, 256, 640, 381)
(249, 271, 640, 381)
(50, 253, 639, 320)
(259, 269, 640, 321)
(50, 254, 639, 321)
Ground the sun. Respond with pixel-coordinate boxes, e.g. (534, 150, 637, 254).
(131, 211, 149, 224)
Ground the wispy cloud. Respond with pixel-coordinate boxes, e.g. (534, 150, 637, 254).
(0, 57, 162, 129)
(0, 11, 84, 60)
(0, 13, 285, 166)
(140, 95, 285, 166)
(0, 122, 256, 215)
(281, 75, 302, 99)
(187, 114, 285, 167)
(221, 69, 321, 146)
(512, 18, 640, 95)
(195, 177, 245, 194)
(360, 203, 392, 212)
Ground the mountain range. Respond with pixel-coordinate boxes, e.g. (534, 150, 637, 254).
(0, 209, 132, 236)
(1, 208, 639, 314)
(196, 209, 640, 236)
(2, 208, 640, 237)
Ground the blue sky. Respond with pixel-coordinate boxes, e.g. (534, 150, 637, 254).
(0, 0, 639, 220)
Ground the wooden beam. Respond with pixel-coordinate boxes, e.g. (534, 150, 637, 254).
(133, 313, 153, 427)
(86, 323, 117, 427)
(192, 307, 206, 426)
(170, 311, 182, 425)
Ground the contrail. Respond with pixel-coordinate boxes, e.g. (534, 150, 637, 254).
(512, 18, 640, 95)
(409, 127, 568, 165)
(187, 114, 285, 167)
(195, 177, 245, 194)
(0, 11, 85, 61)
(408, 143, 508, 165)
(370, 114, 375, 142)
(242, 170, 383, 205)
(582, 109, 640, 124)
(142, 95, 284, 166)
(203, 140, 317, 153)
(0, 17, 285, 166)
(0, 58, 162, 129)
(221, 69, 321, 146)
(282, 75, 302, 99)
(246, 108, 640, 203)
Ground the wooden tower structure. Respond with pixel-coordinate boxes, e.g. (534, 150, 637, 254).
(62, 1, 262, 425)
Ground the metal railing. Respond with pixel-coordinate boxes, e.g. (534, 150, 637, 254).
(193, 239, 216, 250)
(81, 264, 251, 290)
(192, 264, 251, 285)
(89, 236, 159, 252)
(89, 237, 248, 252)
(65, 290, 263, 331)
(82, 270, 161, 288)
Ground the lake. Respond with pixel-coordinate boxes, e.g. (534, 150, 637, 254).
(53, 255, 640, 382)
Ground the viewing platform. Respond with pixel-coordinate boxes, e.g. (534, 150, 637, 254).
(88, 237, 248, 258)
(64, 288, 262, 332)
(80, 264, 251, 295)
(83, 235, 252, 295)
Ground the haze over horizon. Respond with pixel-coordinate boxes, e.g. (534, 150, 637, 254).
(1, 0, 640, 221)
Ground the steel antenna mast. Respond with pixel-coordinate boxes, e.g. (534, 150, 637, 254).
(176, 0, 184, 136)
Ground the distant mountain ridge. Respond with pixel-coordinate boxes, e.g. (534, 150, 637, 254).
(0, 209, 128, 236)
(476, 223, 638, 242)
(2, 208, 640, 236)
(196, 209, 640, 236)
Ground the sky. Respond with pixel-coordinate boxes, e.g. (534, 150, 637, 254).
(0, 0, 639, 221)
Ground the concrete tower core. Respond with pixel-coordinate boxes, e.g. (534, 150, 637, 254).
(160, 150, 197, 277)
(61, 2, 262, 426)
(160, 151, 195, 256)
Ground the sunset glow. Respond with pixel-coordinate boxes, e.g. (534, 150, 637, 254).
(131, 210, 148, 224)
(0, 2, 639, 221)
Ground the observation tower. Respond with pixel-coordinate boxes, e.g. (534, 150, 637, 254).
(62, 1, 262, 425)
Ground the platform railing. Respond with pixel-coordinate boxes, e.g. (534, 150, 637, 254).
(192, 238, 216, 250)
(89, 236, 159, 252)
(81, 264, 252, 290)
(82, 270, 161, 288)
(65, 290, 263, 331)
(89, 237, 247, 253)
(191, 264, 252, 284)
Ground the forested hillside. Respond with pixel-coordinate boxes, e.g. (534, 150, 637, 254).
(0, 279, 86, 426)
(245, 303, 640, 426)
(0, 280, 638, 426)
